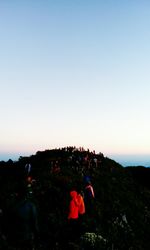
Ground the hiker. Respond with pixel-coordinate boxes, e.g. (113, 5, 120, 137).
(84, 181, 95, 215)
(68, 190, 79, 241)
(0, 208, 7, 249)
(25, 163, 32, 176)
(8, 184, 39, 250)
(84, 181, 95, 200)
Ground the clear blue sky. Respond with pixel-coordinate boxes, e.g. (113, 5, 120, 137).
(0, 0, 150, 166)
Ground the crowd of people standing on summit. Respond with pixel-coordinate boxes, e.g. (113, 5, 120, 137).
(50, 146, 104, 175)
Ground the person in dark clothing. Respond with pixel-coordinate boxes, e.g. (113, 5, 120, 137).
(84, 181, 95, 216)
(8, 184, 39, 250)
(25, 163, 32, 176)
(0, 208, 7, 249)
(84, 181, 95, 201)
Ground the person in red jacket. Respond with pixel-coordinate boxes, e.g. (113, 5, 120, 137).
(68, 191, 79, 219)
(68, 190, 79, 241)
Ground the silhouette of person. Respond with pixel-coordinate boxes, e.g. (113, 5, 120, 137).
(9, 184, 39, 250)
(25, 163, 32, 176)
(84, 181, 95, 216)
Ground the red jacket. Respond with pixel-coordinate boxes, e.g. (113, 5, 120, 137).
(68, 191, 79, 219)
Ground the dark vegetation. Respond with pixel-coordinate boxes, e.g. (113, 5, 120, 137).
(0, 146, 150, 249)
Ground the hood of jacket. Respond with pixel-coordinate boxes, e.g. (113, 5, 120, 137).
(70, 190, 77, 199)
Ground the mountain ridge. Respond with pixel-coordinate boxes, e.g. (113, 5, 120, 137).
(0, 146, 149, 249)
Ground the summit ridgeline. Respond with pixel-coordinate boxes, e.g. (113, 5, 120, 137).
(0, 147, 149, 249)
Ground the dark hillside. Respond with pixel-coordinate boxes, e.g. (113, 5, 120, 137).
(0, 147, 149, 249)
(125, 166, 150, 189)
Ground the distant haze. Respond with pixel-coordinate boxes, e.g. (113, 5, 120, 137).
(109, 154, 150, 167)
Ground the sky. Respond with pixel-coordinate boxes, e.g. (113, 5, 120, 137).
(0, 0, 150, 166)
